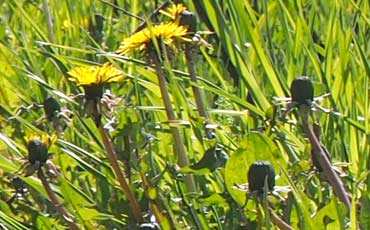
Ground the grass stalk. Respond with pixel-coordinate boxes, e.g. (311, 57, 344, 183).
(98, 126, 143, 223)
(149, 51, 196, 193)
(41, 0, 55, 43)
(299, 105, 351, 213)
(37, 168, 79, 230)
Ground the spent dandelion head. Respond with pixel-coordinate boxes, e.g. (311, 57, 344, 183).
(117, 22, 191, 55)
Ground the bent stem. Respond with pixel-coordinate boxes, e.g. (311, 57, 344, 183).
(98, 126, 143, 223)
(37, 168, 79, 230)
(149, 51, 196, 193)
(269, 207, 294, 230)
(299, 105, 351, 214)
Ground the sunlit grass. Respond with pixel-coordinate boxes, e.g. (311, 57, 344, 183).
(0, 0, 368, 229)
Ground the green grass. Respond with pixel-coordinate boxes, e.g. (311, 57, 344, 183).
(0, 0, 369, 229)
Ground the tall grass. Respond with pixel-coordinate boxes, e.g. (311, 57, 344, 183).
(0, 0, 368, 229)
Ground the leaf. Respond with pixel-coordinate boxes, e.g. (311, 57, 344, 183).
(360, 195, 370, 230)
(181, 144, 228, 175)
(224, 132, 282, 205)
(312, 197, 347, 230)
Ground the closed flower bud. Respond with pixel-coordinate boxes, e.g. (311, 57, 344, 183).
(248, 161, 275, 193)
(26, 134, 56, 165)
(290, 77, 314, 105)
(27, 138, 48, 164)
(180, 10, 197, 34)
(43, 96, 61, 121)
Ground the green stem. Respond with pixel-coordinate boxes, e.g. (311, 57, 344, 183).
(98, 126, 144, 223)
(150, 51, 196, 193)
(37, 168, 79, 230)
(184, 44, 209, 120)
(299, 105, 351, 214)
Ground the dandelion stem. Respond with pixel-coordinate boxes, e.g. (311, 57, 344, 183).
(269, 207, 294, 230)
(299, 105, 351, 214)
(150, 51, 196, 193)
(98, 126, 144, 223)
(184, 44, 209, 120)
(37, 168, 79, 230)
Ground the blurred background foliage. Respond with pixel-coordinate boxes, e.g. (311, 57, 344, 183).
(0, 0, 369, 229)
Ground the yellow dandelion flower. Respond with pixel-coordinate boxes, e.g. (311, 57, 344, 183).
(159, 3, 186, 22)
(68, 62, 124, 87)
(117, 22, 191, 55)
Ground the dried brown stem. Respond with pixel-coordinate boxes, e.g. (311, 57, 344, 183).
(98, 126, 143, 223)
(299, 105, 351, 214)
(37, 169, 79, 230)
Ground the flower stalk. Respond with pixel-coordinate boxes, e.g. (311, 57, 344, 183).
(149, 50, 196, 193)
(184, 44, 209, 120)
(299, 105, 351, 214)
(37, 168, 79, 230)
(98, 126, 143, 223)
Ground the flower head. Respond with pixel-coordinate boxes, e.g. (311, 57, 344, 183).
(68, 62, 124, 100)
(160, 4, 187, 23)
(247, 161, 275, 194)
(68, 62, 124, 87)
(117, 22, 190, 55)
(26, 134, 57, 165)
(160, 4, 197, 34)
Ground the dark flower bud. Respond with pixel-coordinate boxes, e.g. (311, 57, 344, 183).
(290, 77, 314, 105)
(11, 176, 28, 194)
(180, 10, 197, 34)
(248, 161, 275, 193)
(43, 96, 61, 121)
(27, 138, 48, 164)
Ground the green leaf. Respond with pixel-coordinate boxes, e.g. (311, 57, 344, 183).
(225, 132, 282, 205)
(181, 144, 228, 175)
(360, 195, 370, 229)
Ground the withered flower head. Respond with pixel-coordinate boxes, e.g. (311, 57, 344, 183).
(43, 96, 61, 121)
(290, 77, 314, 106)
(247, 161, 275, 194)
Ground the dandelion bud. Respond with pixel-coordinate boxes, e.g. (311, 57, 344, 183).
(180, 10, 197, 34)
(27, 137, 48, 164)
(248, 161, 275, 193)
(43, 96, 61, 121)
(290, 77, 314, 105)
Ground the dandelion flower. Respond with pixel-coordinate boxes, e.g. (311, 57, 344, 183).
(68, 62, 124, 87)
(68, 62, 124, 99)
(159, 3, 187, 22)
(117, 22, 190, 55)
